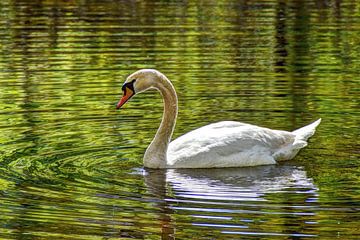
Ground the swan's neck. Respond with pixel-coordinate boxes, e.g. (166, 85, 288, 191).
(143, 75, 178, 168)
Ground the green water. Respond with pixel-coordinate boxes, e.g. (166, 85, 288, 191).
(0, 0, 359, 239)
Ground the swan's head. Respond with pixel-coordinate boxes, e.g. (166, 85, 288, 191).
(116, 69, 163, 109)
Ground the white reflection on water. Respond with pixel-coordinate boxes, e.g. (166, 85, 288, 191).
(166, 165, 316, 200)
(143, 164, 317, 200)
(141, 164, 318, 238)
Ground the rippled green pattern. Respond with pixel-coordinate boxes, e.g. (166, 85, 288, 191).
(0, 0, 359, 239)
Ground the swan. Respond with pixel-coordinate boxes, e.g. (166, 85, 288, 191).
(116, 69, 321, 169)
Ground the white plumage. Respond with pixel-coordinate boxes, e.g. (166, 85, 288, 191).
(117, 69, 321, 169)
(168, 119, 321, 168)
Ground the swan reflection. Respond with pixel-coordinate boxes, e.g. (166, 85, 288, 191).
(144, 164, 317, 199)
(142, 164, 318, 239)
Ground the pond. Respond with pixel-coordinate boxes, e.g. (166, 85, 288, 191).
(0, 0, 359, 239)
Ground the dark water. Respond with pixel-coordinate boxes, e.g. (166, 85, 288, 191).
(0, 0, 359, 239)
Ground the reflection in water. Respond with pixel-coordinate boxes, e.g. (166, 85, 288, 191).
(143, 165, 318, 238)
(275, 0, 288, 71)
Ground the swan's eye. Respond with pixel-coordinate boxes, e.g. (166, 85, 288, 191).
(122, 80, 136, 94)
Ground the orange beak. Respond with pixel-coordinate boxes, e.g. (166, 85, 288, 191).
(116, 87, 134, 109)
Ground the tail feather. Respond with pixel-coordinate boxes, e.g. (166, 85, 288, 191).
(292, 118, 321, 141)
(273, 118, 321, 161)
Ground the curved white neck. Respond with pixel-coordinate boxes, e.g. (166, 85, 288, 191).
(143, 75, 178, 168)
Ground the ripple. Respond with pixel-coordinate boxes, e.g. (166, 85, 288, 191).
(0, 0, 359, 239)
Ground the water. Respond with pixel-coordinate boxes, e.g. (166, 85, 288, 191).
(0, 0, 359, 239)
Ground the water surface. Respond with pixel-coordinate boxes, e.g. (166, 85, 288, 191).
(0, 0, 359, 239)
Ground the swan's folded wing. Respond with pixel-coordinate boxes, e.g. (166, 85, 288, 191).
(167, 121, 295, 168)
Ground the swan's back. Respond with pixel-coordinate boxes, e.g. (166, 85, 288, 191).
(167, 120, 320, 168)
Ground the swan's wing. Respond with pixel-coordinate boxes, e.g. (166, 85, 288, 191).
(167, 121, 296, 168)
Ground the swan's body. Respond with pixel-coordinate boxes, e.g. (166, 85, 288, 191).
(117, 69, 321, 169)
(167, 119, 320, 168)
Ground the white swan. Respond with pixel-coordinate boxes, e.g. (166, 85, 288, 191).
(117, 69, 321, 169)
